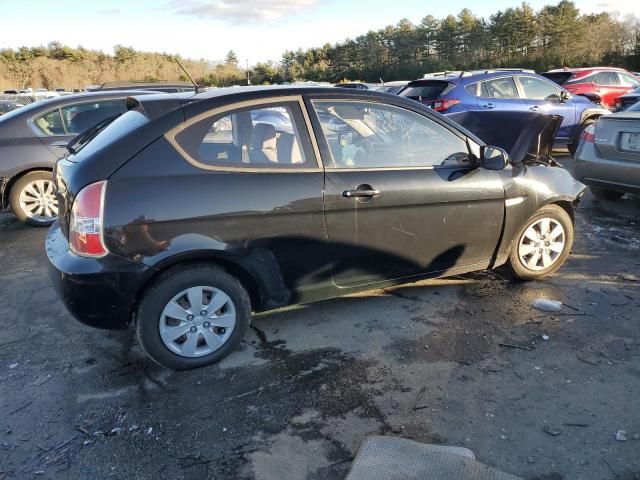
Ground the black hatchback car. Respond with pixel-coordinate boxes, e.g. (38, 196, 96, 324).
(47, 86, 585, 369)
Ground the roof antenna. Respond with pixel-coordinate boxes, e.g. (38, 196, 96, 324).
(174, 57, 199, 94)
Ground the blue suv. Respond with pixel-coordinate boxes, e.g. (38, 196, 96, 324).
(399, 69, 609, 154)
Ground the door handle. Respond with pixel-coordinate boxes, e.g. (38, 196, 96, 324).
(343, 189, 380, 198)
(50, 140, 69, 147)
(529, 105, 541, 112)
(482, 103, 495, 109)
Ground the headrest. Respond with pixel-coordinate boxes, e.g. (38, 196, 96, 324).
(251, 123, 277, 150)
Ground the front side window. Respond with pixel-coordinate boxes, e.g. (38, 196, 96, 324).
(312, 100, 470, 169)
(481, 77, 519, 99)
(594, 72, 620, 86)
(173, 102, 312, 168)
(60, 100, 127, 135)
(519, 76, 561, 101)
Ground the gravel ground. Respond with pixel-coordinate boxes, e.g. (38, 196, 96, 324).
(1, 156, 639, 480)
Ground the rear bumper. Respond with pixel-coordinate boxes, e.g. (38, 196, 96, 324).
(46, 221, 154, 330)
(573, 142, 640, 194)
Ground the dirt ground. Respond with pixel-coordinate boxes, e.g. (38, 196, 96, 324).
(1, 155, 639, 480)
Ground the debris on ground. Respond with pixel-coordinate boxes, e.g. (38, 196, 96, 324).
(615, 430, 627, 441)
(8, 363, 18, 369)
(542, 335, 550, 341)
(543, 424, 562, 436)
(532, 299, 563, 312)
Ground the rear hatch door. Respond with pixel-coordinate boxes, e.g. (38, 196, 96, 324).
(541, 72, 573, 86)
(55, 97, 183, 238)
(400, 80, 455, 107)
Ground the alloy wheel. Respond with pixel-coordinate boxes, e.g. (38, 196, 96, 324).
(18, 179, 58, 223)
(159, 286, 237, 358)
(518, 217, 566, 271)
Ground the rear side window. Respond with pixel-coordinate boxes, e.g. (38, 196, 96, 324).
(481, 77, 519, 99)
(400, 81, 450, 100)
(594, 72, 620, 86)
(465, 82, 480, 96)
(172, 102, 314, 169)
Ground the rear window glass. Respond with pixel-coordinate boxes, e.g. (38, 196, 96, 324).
(66, 110, 148, 161)
(400, 81, 450, 100)
(628, 102, 640, 112)
(481, 77, 519, 99)
(541, 72, 573, 85)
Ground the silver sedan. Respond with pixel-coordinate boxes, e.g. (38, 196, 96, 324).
(573, 102, 640, 199)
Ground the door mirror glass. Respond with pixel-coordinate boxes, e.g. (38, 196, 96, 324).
(481, 146, 509, 170)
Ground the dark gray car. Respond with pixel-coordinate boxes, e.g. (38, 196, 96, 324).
(0, 90, 152, 226)
(615, 86, 640, 111)
(573, 102, 640, 199)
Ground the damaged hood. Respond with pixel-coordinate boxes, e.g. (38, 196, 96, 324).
(447, 111, 562, 165)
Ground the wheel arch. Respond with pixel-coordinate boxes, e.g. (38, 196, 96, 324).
(132, 253, 265, 324)
(1, 167, 53, 208)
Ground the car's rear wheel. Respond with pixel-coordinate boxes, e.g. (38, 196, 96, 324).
(568, 119, 596, 156)
(136, 265, 251, 370)
(508, 205, 574, 280)
(9, 171, 58, 227)
(589, 187, 625, 200)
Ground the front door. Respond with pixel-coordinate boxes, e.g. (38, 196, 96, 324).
(310, 99, 506, 288)
(517, 75, 577, 140)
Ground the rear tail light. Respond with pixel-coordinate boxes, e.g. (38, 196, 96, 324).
(69, 181, 107, 257)
(581, 124, 595, 144)
(432, 99, 461, 112)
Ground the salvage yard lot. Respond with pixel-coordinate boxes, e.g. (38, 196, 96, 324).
(1, 156, 639, 480)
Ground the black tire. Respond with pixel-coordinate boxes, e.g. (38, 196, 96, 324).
(9, 170, 57, 227)
(568, 119, 596, 156)
(508, 204, 574, 280)
(136, 265, 251, 370)
(589, 187, 625, 200)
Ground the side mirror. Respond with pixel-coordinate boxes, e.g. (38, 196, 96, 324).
(481, 146, 509, 170)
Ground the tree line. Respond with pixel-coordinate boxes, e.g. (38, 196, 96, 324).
(1, 1, 639, 90)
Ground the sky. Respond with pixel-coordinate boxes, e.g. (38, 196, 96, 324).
(0, 0, 636, 65)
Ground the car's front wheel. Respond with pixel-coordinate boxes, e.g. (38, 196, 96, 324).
(508, 205, 574, 280)
(136, 265, 251, 370)
(9, 171, 58, 227)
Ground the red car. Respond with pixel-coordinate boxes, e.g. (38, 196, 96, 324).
(542, 67, 640, 110)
